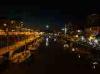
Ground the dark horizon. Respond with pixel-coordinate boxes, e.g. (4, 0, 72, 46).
(0, 0, 99, 26)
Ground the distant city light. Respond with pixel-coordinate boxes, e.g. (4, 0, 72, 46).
(93, 65, 96, 69)
(90, 28, 92, 31)
(91, 14, 96, 16)
(12, 29, 15, 32)
(49, 36, 51, 38)
(77, 30, 81, 32)
(89, 42, 93, 45)
(11, 20, 14, 24)
(54, 38, 56, 42)
(54, 34, 57, 36)
(88, 36, 95, 41)
(46, 25, 49, 29)
(75, 35, 78, 38)
(78, 54, 80, 58)
(92, 61, 98, 69)
(72, 48, 75, 51)
(81, 36, 85, 41)
(46, 37, 49, 46)
(94, 39, 98, 44)
(93, 61, 98, 65)
(64, 27, 67, 35)
(63, 44, 69, 48)
(20, 21, 23, 24)
(3, 23, 7, 27)
(61, 28, 65, 31)
(40, 32, 44, 35)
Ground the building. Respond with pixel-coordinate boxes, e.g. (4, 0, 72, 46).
(87, 13, 100, 27)
(85, 13, 100, 37)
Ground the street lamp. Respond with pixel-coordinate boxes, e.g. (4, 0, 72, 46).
(75, 35, 79, 38)
(46, 25, 49, 29)
(77, 30, 81, 32)
(61, 28, 65, 31)
(4, 23, 7, 27)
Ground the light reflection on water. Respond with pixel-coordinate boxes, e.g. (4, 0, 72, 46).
(46, 37, 49, 46)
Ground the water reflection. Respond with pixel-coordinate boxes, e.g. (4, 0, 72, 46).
(46, 37, 49, 46)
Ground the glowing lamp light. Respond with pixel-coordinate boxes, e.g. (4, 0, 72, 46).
(49, 36, 51, 38)
(61, 28, 65, 31)
(46, 37, 49, 46)
(93, 61, 98, 65)
(72, 48, 75, 51)
(93, 65, 96, 69)
(94, 39, 98, 44)
(63, 44, 69, 48)
(54, 38, 56, 42)
(88, 36, 95, 41)
(77, 30, 81, 32)
(12, 29, 15, 32)
(75, 35, 78, 38)
(81, 36, 85, 41)
(92, 61, 98, 69)
(3, 24, 7, 27)
(40, 32, 44, 35)
(78, 54, 80, 58)
(46, 25, 49, 29)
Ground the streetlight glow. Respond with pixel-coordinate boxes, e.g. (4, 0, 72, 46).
(46, 25, 49, 29)
(3, 23, 7, 27)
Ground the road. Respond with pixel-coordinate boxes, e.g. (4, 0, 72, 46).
(0, 37, 100, 74)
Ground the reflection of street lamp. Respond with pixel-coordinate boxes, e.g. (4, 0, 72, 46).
(65, 24, 67, 36)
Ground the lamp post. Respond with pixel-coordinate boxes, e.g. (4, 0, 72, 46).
(3, 23, 8, 46)
(45, 25, 50, 46)
(65, 24, 67, 36)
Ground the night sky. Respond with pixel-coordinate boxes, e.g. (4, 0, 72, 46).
(0, 0, 99, 27)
